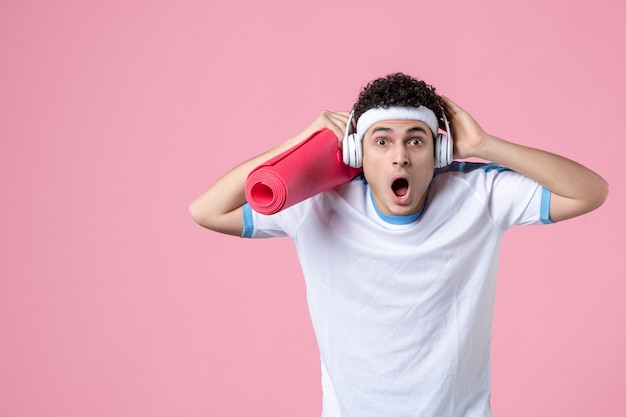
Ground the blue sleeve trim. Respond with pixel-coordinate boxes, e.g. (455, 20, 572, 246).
(540, 187, 555, 224)
(241, 203, 254, 238)
(436, 161, 512, 175)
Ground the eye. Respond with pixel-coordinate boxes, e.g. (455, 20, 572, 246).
(408, 138, 423, 146)
(376, 138, 388, 146)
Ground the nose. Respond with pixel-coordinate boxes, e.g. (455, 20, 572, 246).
(393, 146, 409, 166)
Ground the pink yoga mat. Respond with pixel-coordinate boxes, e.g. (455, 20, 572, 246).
(245, 129, 363, 215)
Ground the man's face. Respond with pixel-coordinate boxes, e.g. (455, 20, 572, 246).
(361, 119, 435, 217)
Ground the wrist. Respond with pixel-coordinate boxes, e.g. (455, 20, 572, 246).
(470, 133, 501, 161)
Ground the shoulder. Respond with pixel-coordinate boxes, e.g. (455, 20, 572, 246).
(430, 160, 542, 207)
(435, 161, 512, 177)
(432, 161, 527, 190)
(258, 176, 369, 230)
(332, 174, 369, 197)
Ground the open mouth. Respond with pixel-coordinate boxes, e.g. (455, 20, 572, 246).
(391, 178, 409, 197)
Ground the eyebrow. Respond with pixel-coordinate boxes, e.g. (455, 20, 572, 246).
(371, 125, 429, 135)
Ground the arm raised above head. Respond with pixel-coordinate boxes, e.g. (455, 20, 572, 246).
(188, 111, 351, 236)
(441, 96, 609, 223)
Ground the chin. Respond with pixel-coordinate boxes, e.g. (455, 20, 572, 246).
(385, 201, 419, 216)
(393, 206, 419, 216)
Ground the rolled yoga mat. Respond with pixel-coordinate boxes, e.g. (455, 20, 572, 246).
(245, 129, 363, 215)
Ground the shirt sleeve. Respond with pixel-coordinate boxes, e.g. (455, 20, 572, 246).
(440, 162, 554, 230)
(240, 197, 315, 239)
(481, 164, 554, 228)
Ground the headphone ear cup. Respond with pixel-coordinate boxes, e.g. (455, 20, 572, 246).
(442, 134, 452, 166)
(344, 134, 356, 167)
(342, 135, 351, 165)
(343, 134, 362, 168)
(442, 134, 448, 168)
(354, 137, 362, 168)
(438, 107, 453, 168)
(435, 133, 452, 168)
(434, 134, 443, 168)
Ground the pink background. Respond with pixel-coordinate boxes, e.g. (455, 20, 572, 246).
(1, 0, 624, 416)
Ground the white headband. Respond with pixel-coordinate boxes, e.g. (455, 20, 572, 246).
(353, 106, 439, 142)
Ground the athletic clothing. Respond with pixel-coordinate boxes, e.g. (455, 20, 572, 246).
(241, 162, 553, 417)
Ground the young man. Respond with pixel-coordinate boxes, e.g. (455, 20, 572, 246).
(189, 73, 608, 417)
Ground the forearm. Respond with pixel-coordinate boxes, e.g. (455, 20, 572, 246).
(189, 111, 351, 235)
(189, 135, 302, 235)
(441, 95, 608, 222)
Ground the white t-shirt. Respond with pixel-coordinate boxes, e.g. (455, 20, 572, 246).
(242, 162, 553, 417)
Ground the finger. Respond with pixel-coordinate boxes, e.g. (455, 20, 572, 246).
(326, 111, 350, 125)
(441, 95, 462, 115)
(324, 110, 350, 118)
(323, 113, 349, 142)
(326, 111, 351, 132)
(322, 111, 349, 128)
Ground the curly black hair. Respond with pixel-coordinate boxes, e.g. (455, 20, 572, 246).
(352, 73, 443, 122)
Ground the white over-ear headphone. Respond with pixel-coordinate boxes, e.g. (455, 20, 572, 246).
(435, 109, 453, 169)
(342, 106, 453, 169)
